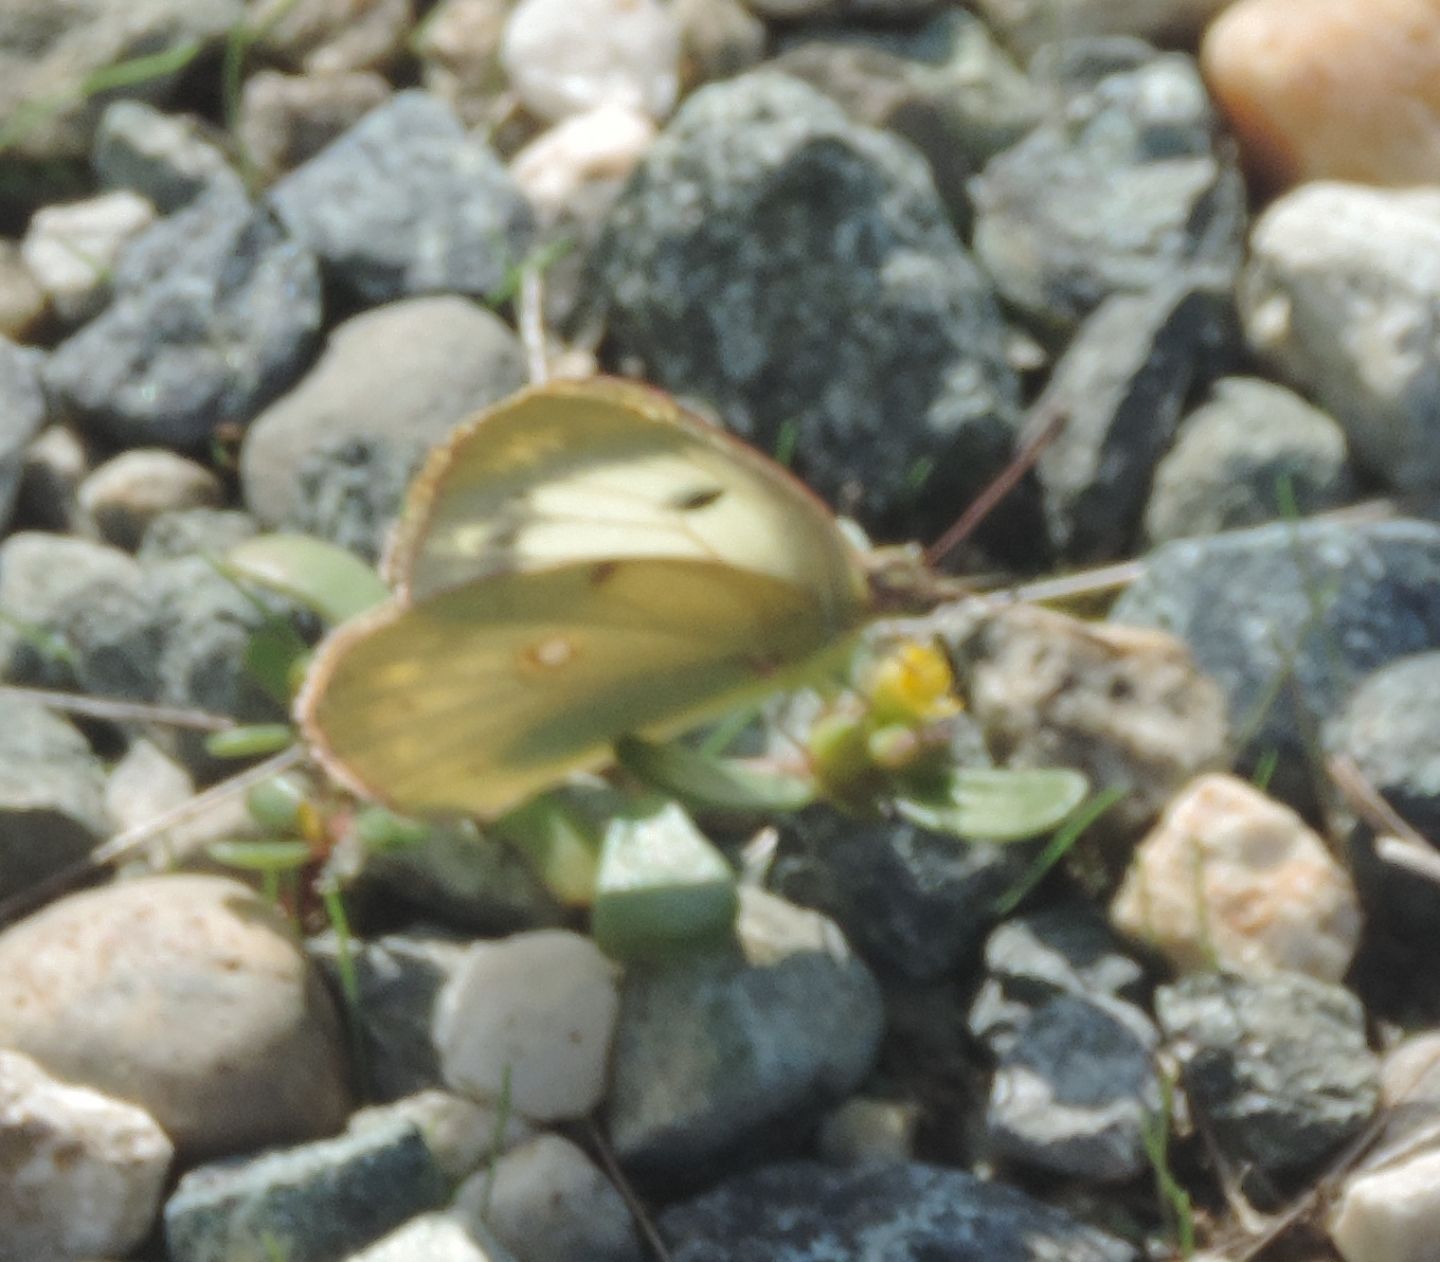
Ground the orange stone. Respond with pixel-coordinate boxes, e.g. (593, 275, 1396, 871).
(1202, 0, 1440, 190)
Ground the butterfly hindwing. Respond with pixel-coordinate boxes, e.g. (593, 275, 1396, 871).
(298, 556, 858, 819)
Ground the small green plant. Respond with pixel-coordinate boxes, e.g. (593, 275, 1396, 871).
(1142, 1065, 1196, 1259)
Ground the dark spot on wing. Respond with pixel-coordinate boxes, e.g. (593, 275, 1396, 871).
(670, 485, 725, 512)
(589, 561, 620, 586)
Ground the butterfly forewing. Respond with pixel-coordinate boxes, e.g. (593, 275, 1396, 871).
(298, 557, 861, 819)
(387, 377, 867, 627)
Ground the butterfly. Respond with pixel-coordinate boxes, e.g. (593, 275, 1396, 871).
(295, 376, 939, 820)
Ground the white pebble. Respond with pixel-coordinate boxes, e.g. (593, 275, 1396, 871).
(1110, 773, 1362, 982)
(20, 190, 156, 322)
(0, 1049, 173, 1259)
(510, 103, 656, 220)
(434, 929, 620, 1122)
(1331, 1147, 1440, 1262)
(501, 0, 680, 123)
(455, 1133, 643, 1262)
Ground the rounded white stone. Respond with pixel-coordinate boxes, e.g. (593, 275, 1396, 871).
(435, 929, 620, 1122)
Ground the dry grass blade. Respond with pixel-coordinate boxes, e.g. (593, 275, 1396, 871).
(0, 684, 239, 731)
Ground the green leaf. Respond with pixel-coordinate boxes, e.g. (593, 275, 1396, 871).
(224, 534, 390, 625)
(245, 773, 310, 833)
(895, 767, 1089, 842)
(205, 724, 296, 760)
(615, 734, 817, 814)
(208, 838, 313, 873)
(351, 806, 435, 853)
(243, 617, 311, 704)
(491, 789, 610, 906)
(590, 801, 738, 963)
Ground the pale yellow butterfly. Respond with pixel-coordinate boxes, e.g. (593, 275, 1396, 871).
(295, 376, 934, 820)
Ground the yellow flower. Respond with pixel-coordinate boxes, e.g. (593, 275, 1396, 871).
(863, 641, 961, 726)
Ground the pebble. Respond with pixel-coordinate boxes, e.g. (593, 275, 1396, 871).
(136, 506, 260, 562)
(239, 295, 525, 555)
(45, 181, 322, 450)
(816, 1097, 920, 1165)
(773, 806, 1032, 982)
(0, 531, 148, 695)
(967, 903, 1148, 1057)
(510, 104, 657, 222)
(164, 1115, 448, 1262)
(1325, 651, 1440, 965)
(14, 424, 88, 534)
(352, 1212, 516, 1262)
(1330, 1148, 1440, 1262)
(0, 694, 110, 905)
(658, 1161, 1139, 1262)
(252, 0, 414, 74)
(0, 874, 351, 1159)
(0, 0, 244, 162)
(237, 69, 393, 184)
(672, 0, 767, 91)
(434, 929, 620, 1122)
(774, 12, 1039, 232)
(1111, 773, 1362, 982)
(454, 1133, 644, 1262)
(0, 242, 48, 340)
(970, 44, 1246, 336)
(0, 1049, 173, 1261)
(308, 930, 470, 1103)
(348, 1088, 534, 1183)
(102, 737, 195, 839)
(500, 0, 681, 123)
(1202, 0, 1440, 190)
(938, 600, 1230, 849)
(267, 90, 535, 306)
(1240, 182, 1440, 496)
(606, 887, 884, 1183)
(1033, 276, 1236, 560)
(0, 339, 50, 533)
(1144, 376, 1357, 543)
(1155, 971, 1379, 1193)
(986, 993, 1161, 1183)
(352, 819, 566, 936)
(1113, 518, 1440, 812)
(593, 70, 1021, 536)
(413, 0, 513, 132)
(973, 0, 1237, 57)
(92, 100, 237, 213)
(20, 190, 157, 324)
(78, 449, 224, 550)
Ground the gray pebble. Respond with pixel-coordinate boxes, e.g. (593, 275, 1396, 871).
(92, 99, 239, 213)
(45, 181, 322, 450)
(268, 90, 535, 305)
(0, 338, 50, 533)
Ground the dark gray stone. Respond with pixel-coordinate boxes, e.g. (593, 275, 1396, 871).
(1112, 518, 1440, 810)
(971, 42, 1246, 337)
(987, 994, 1160, 1182)
(967, 903, 1149, 1057)
(607, 889, 884, 1185)
(268, 90, 535, 305)
(93, 100, 240, 212)
(1144, 377, 1357, 544)
(1324, 651, 1440, 953)
(45, 182, 322, 449)
(307, 931, 468, 1103)
(0, 338, 50, 533)
(591, 71, 1023, 539)
(774, 10, 1039, 232)
(658, 1160, 1139, 1262)
(1034, 276, 1237, 561)
(164, 1117, 449, 1262)
(1155, 972, 1379, 1190)
(772, 806, 1029, 982)
(291, 433, 428, 566)
(0, 695, 111, 903)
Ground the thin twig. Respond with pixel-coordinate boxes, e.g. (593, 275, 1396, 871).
(519, 264, 549, 386)
(0, 684, 238, 731)
(585, 1118, 671, 1262)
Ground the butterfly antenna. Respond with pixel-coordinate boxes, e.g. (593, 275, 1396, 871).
(925, 402, 1068, 570)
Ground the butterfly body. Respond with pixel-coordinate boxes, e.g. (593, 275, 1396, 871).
(297, 377, 874, 819)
